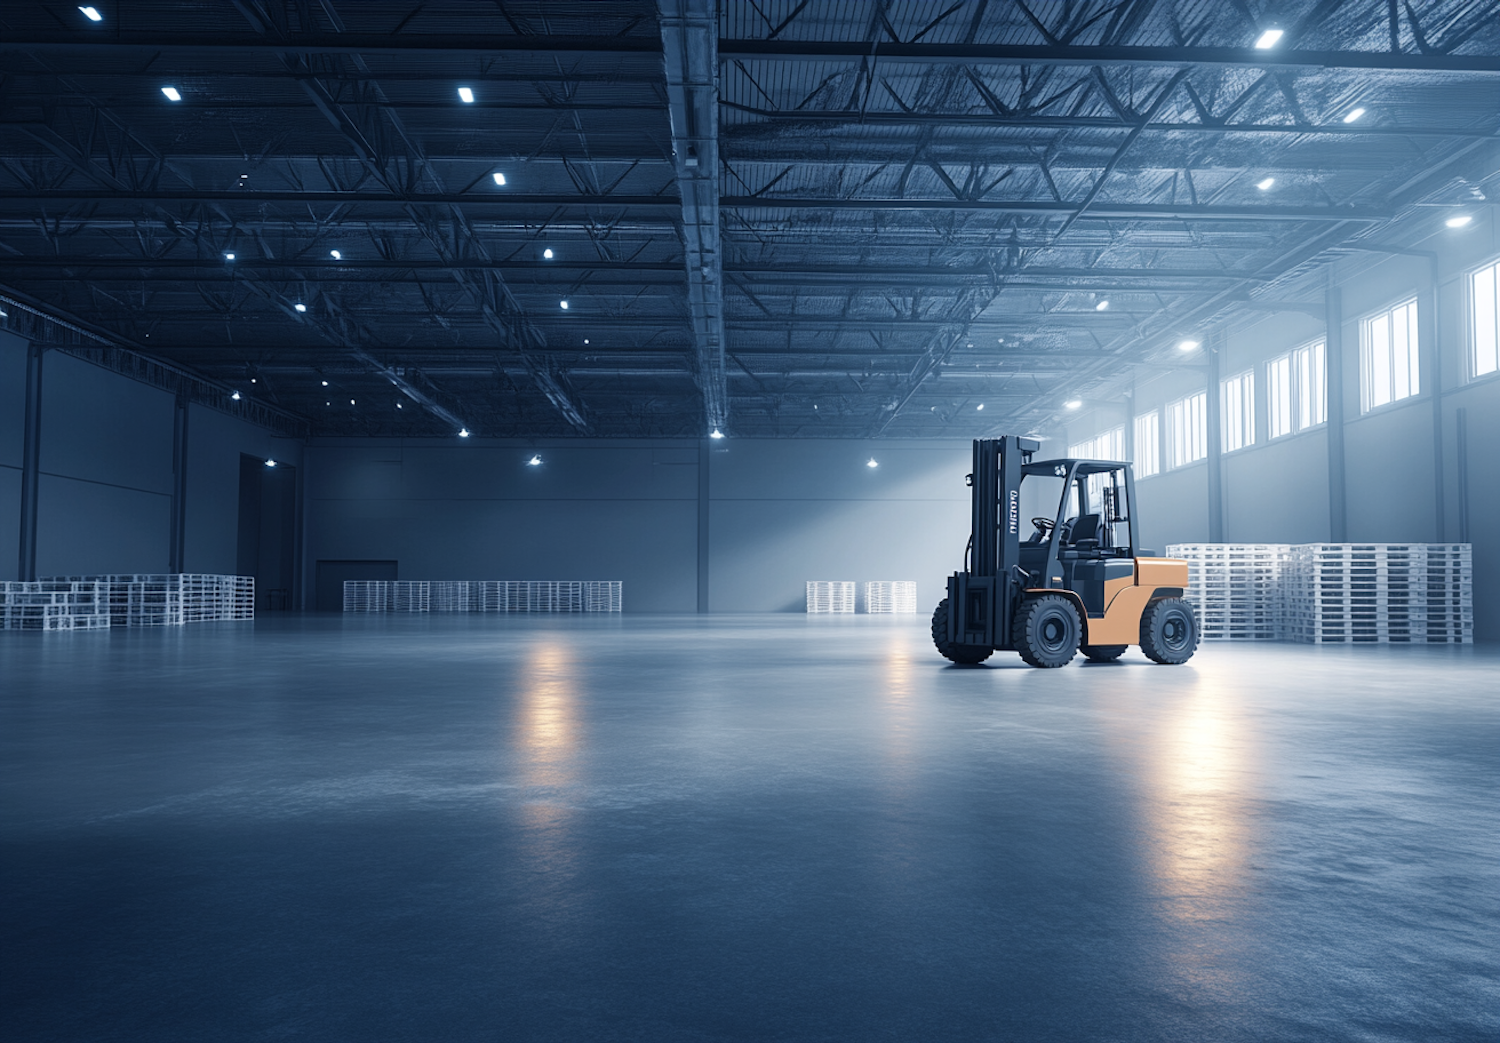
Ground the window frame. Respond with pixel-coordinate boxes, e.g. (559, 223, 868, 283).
(1467, 256, 1500, 382)
(1166, 391, 1207, 469)
(1219, 368, 1255, 453)
(1359, 296, 1421, 413)
(1133, 410, 1160, 479)
(1266, 338, 1326, 440)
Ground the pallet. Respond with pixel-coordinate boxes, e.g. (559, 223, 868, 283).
(807, 581, 856, 614)
(864, 581, 917, 614)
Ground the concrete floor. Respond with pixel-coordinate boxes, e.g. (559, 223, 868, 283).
(1, 615, 1496, 1043)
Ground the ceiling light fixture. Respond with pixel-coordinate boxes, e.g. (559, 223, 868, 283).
(866, 458, 879, 468)
(264, 459, 277, 468)
(1065, 399, 1083, 410)
(79, 6, 102, 20)
(1178, 339, 1201, 352)
(527, 455, 542, 466)
(492, 172, 506, 186)
(231, 390, 241, 400)
(224, 252, 235, 261)
(709, 428, 724, 440)
(161, 86, 182, 102)
(1343, 107, 1366, 123)
(457, 87, 475, 104)
(1257, 177, 1276, 190)
(543, 248, 554, 259)
(321, 380, 328, 386)
(294, 303, 307, 312)
(1254, 28, 1284, 49)
(459, 428, 471, 438)
(559, 300, 569, 310)
(330, 249, 341, 260)
(1095, 299, 1110, 311)
(977, 403, 985, 411)
(1446, 214, 1474, 228)
(583, 339, 590, 345)
(396, 403, 403, 409)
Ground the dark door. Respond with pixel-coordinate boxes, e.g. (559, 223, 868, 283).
(316, 560, 398, 612)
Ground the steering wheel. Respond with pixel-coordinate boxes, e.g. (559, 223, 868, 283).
(1030, 517, 1056, 537)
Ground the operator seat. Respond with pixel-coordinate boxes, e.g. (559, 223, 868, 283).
(1069, 514, 1103, 552)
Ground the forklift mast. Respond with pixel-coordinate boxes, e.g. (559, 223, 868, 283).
(949, 436, 1038, 649)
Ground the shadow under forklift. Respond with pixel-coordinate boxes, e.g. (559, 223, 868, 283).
(933, 436, 1199, 668)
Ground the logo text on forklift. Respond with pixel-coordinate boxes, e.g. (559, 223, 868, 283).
(1008, 489, 1019, 534)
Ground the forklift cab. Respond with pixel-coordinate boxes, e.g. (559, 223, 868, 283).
(1017, 459, 1139, 619)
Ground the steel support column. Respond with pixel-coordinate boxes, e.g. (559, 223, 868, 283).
(1206, 331, 1224, 544)
(17, 342, 43, 581)
(661, 0, 728, 434)
(1326, 284, 1348, 542)
(169, 394, 189, 573)
(697, 438, 711, 614)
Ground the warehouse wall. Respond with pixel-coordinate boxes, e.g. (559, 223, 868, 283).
(302, 437, 975, 613)
(0, 332, 296, 583)
(1065, 215, 1500, 640)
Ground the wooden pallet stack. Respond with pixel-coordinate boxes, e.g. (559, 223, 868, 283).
(1167, 544, 1289, 640)
(1, 581, 111, 630)
(864, 581, 918, 614)
(32, 574, 254, 627)
(805, 581, 856, 613)
(342, 580, 623, 613)
(1282, 544, 1473, 644)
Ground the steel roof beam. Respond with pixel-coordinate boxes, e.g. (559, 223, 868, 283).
(2, 34, 663, 57)
(0, 189, 681, 208)
(719, 197, 1389, 221)
(660, 0, 727, 434)
(717, 40, 1500, 75)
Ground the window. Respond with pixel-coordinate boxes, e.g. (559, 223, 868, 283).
(1361, 298, 1419, 411)
(1167, 391, 1207, 468)
(1267, 339, 1326, 439)
(1068, 427, 1125, 511)
(1470, 258, 1500, 378)
(1134, 411, 1160, 478)
(1220, 369, 1255, 452)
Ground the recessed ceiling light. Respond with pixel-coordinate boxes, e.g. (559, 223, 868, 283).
(224, 252, 235, 261)
(1095, 299, 1110, 311)
(396, 402, 403, 409)
(1178, 339, 1200, 352)
(866, 458, 879, 468)
(527, 455, 542, 466)
(329, 249, 341, 260)
(543, 248, 554, 259)
(321, 380, 328, 386)
(459, 428, 471, 438)
(161, 86, 182, 102)
(559, 300, 569, 310)
(264, 459, 277, 468)
(250, 377, 257, 383)
(78, 6, 102, 21)
(1257, 177, 1276, 191)
(231, 390, 241, 400)
(709, 428, 724, 439)
(1254, 28, 1284, 49)
(492, 172, 506, 186)
(350, 399, 356, 405)
(583, 338, 590, 345)
(977, 403, 985, 411)
(1343, 107, 1366, 123)
(457, 87, 475, 104)
(240, 173, 248, 179)
(1446, 214, 1473, 228)
(294, 303, 307, 312)
(1065, 399, 1082, 410)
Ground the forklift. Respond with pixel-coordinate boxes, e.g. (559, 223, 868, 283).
(933, 436, 1199, 668)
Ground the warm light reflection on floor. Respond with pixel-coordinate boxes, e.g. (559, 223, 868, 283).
(880, 640, 918, 790)
(1136, 684, 1254, 924)
(516, 642, 581, 839)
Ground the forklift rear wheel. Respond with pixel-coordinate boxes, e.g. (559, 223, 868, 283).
(1013, 594, 1081, 668)
(1081, 644, 1128, 662)
(1139, 598, 1199, 664)
(931, 599, 993, 665)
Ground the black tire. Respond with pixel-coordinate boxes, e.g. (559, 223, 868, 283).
(1012, 594, 1081, 668)
(1139, 597, 1199, 664)
(931, 599, 993, 665)
(1081, 644, 1128, 663)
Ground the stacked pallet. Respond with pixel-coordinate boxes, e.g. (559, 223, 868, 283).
(1282, 544, 1472, 644)
(806, 581, 856, 613)
(1167, 544, 1288, 640)
(1, 581, 111, 630)
(343, 580, 623, 613)
(864, 581, 918, 614)
(34, 574, 255, 627)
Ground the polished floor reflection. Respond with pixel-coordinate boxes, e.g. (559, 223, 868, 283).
(2, 616, 1496, 1042)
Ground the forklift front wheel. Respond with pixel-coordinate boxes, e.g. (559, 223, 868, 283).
(1013, 594, 1081, 668)
(931, 599, 993, 665)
